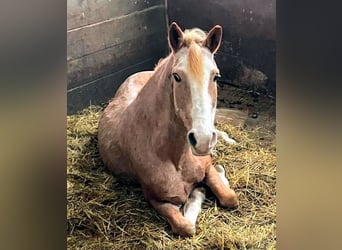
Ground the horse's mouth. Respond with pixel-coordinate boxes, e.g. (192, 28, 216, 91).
(190, 147, 212, 156)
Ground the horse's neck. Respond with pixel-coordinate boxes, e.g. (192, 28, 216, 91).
(131, 56, 190, 164)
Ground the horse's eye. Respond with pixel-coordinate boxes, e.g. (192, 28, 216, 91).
(173, 73, 182, 82)
(213, 73, 221, 82)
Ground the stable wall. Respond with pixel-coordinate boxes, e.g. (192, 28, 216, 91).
(67, 0, 168, 114)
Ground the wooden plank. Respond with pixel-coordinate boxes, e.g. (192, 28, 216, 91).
(87, 0, 164, 25)
(67, 0, 89, 30)
(67, 0, 164, 30)
(67, 24, 105, 61)
(68, 31, 167, 89)
(67, 58, 158, 115)
(101, 5, 166, 55)
(67, 5, 166, 61)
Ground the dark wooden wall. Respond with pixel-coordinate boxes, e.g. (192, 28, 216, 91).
(167, 0, 276, 94)
(67, 0, 168, 114)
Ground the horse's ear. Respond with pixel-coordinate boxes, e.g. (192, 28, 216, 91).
(205, 25, 223, 54)
(168, 22, 184, 52)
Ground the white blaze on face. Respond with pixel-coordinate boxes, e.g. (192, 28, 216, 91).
(189, 66, 215, 130)
(186, 46, 217, 147)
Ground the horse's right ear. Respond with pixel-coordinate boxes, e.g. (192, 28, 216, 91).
(168, 22, 184, 52)
(205, 25, 223, 54)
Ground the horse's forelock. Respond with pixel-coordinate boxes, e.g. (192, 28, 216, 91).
(182, 29, 208, 85)
(183, 28, 207, 46)
(188, 43, 204, 84)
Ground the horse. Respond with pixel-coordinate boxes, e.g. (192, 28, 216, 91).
(98, 22, 238, 236)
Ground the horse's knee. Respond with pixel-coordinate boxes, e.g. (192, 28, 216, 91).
(148, 198, 196, 237)
(219, 188, 239, 209)
(171, 218, 196, 237)
(207, 165, 238, 208)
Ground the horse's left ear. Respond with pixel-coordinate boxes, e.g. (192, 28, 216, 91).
(205, 25, 223, 54)
(168, 22, 184, 52)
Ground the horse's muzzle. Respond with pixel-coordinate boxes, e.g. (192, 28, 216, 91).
(187, 129, 217, 155)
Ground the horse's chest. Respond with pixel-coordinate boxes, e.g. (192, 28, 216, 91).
(179, 159, 205, 184)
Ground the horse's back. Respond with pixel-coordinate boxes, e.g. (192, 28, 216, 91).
(98, 71, 154, 173)
(108, 71, 153, 110)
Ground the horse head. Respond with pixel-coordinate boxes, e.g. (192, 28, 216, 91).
(168, 22, 223, 156)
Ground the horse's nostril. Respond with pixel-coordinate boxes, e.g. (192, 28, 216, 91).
(211, 131, 217, 146)
(212, 131, 217, 141)
(188, 132, 197, 147)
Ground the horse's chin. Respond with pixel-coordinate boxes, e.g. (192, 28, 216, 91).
(190, 147, 212, 156)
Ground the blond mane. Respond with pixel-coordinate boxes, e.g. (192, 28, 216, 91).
(154, 56, 168, 71)
(183, 28, 207, 46)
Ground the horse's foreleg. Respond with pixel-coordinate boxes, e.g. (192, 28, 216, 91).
(205, 164, 239, 208)
(182, 187, 205, 226)
(149, 199, 195, 237)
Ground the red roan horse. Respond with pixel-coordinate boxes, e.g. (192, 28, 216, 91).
(98, 22, 238, 236)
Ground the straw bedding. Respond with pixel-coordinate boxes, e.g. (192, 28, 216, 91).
(67, 86, 276, 249)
